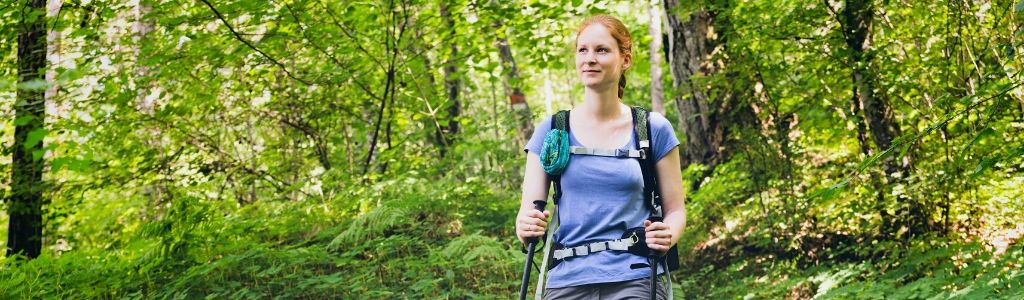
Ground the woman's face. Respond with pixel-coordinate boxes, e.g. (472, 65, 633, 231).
(575, 24, 630, 91)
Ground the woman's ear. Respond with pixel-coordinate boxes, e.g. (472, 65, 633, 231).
(623, 54, 632, 69)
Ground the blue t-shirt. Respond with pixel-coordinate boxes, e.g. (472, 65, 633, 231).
(524, 110, 680, 289)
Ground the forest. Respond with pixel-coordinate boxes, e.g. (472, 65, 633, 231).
(2, 0, 1023, 298)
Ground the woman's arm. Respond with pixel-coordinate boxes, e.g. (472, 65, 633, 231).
(644, 147, 686, 252)
(516, 152, 552, 244)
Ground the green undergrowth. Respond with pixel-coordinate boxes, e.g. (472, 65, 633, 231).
(673, 241, 1024, 299)
(0, 173, 524, 299)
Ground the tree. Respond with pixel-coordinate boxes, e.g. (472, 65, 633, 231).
(663, 0, 752, 187)
(494, 18, 535, 144)
(8, 0, 47, 259)
(438, 1, 461, 158)
(832, 0, 923, 236)
(837, 0, 905, 172)
(648, 0, 666, 115)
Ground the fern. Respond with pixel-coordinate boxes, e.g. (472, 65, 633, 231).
(329, 205, 410, 251)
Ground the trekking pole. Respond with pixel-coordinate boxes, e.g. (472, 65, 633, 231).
(519, 200, 547, 300)
(648, 255, 661, 300)
(648, 216, 664, 300)
(534, 204, 558, 300)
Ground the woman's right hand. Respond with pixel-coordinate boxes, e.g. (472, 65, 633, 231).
(516, 208, 550, 244)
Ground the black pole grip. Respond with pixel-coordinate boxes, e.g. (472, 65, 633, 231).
(646, 216, 663, 300)
(525, 200, 548, 244)
(519, 200, 548, 300)
(646, 215, 665, 258)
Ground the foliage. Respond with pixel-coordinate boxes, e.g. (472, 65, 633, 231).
(1, 0, 1023, 298)
(674, 241, 1024, 299)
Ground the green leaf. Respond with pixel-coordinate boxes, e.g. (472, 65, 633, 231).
(51, 157, 92, 172)
(959, 127, 996, 162)
(13, 115, 35, 126)
(17, 79, 50, 91)
(971, 155, 1000, 179)
(56, 67, 84, 82)
(24, 128, 48, 150)
(1016, 0, 1024, 11)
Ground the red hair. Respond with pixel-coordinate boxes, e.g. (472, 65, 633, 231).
(575, 15, 633, 99)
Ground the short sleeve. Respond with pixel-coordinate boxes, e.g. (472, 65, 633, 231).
(648, 112, 680, 162)
(524, 116, 553, 154)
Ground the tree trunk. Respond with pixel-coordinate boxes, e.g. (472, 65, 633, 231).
(134, 1, 155, 114)
(843, 0, 904, 172)
(362, 1, 405, 175)
(439, 2, 461, 158)
(841, 0, 922, 237)
(643, 0, 667, 114)
(494, 20, 534, 143)
(850, 91, 872, 156)
(649, 0, 666, 115)
(132, 0, 174, 209)
(9, 0, 48, 259)
(663, 2, 725, 168)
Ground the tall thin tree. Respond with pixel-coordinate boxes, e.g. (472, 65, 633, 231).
(648, 0, 666, 115)
(9, 0, 48, 259)
(439, 1, 461, 157)
(833, 0, 921, 236)
(493, 18, 534, 143)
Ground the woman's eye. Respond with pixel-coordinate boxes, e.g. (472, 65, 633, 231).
(597, 48, 608, 53)
(577, 48, 587, 53)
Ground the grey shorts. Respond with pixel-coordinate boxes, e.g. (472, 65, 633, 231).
(543, 276, 669, 300)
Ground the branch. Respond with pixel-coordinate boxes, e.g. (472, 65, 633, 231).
(199, 0, 312, 86)
(808, 79, 1024, 201)
(282, 1, 382, 101)
(823, 0, 850, 44)
(316, 0, 387, 71)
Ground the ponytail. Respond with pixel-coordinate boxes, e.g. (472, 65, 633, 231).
(618, 74, 626, 99)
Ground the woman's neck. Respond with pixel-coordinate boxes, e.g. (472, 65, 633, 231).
(579, 86, 624, 122)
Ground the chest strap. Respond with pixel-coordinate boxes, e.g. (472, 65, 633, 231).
(570, 146, 644, 159)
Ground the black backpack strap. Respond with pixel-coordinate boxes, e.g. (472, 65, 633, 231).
(630, 106, 680, 272)
(550, 110, 570, 205)
(552, 110, 570, 132)
(630, 107, 661, 217)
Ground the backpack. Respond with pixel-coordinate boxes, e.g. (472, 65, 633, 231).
(543, 106, 680, 271)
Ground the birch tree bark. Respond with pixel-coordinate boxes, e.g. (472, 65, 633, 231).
(648, 0, 666, 115)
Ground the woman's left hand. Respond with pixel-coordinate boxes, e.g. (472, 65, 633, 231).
(644, 220, 674, 253)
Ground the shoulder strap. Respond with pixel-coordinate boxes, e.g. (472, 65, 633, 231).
(550, 110, 570, 205)
(552, 110, 570, 131)
(630, 106, 661, 217)
(631, 106, 680, 272)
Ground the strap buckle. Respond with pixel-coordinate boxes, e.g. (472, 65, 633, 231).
(573, 245, 589, 256)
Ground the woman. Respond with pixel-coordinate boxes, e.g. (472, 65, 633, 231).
(516, 15, 686, 299)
